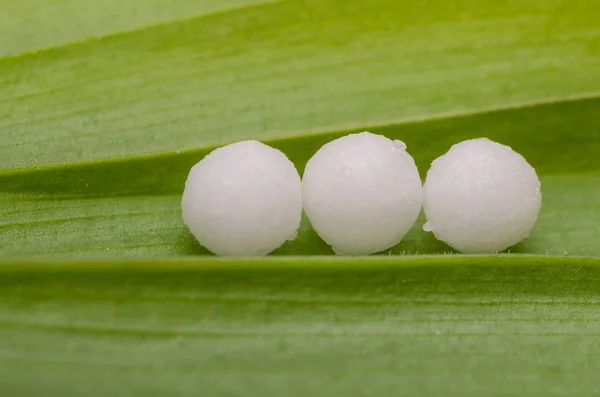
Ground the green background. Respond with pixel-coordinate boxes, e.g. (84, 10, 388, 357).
(0, 0, 599, 395)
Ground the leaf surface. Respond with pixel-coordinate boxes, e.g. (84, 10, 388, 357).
(1, 0, 599, 169)
(1, 1, 600, 395)
(2, 256, 600, 396)
(1, 95, 599, 257)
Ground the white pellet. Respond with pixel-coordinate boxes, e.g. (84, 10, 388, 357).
(422, 138, 542, 253)
(302, 132, 423, 255)
(182, 140, 302, 256)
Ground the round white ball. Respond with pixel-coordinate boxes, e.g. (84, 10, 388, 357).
(182, 140, 302, 256)
(422, 138, 542, 253)
(302, 132, 423, 255)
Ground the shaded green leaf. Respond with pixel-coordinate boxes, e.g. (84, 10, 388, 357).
(1, 96, 599, 257)
(1, 256, 600, 396)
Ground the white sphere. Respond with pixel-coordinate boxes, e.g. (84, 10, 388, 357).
(302, 132, 423, 255)
(422, 138, 542, 253)
(181, 140, 302, 256)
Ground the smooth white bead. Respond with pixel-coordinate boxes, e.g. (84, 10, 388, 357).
(423, 138, 542, 253)
(302, 132, 423, 255)
(182, 140, 302, 256)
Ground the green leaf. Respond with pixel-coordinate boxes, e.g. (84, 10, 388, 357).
(1, 0, 600, 395)
(0, 0, 276, 57)
(2, 0, 600, 170)
(1, 96, 599, 257)
(2, 256, 600, 396)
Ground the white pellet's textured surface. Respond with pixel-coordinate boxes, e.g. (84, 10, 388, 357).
(181, 140, 302, 256)
(423, 138, 542, 254)
(302, 132, 423, 255)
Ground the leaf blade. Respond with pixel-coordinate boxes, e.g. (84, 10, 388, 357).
(2, 0, 600, 170)
(0, 0, 276, 57)
(1, 96, 599, 257)
(1, 255, 600, 396)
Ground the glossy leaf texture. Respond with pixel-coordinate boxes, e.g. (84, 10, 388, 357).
(0, 0, 600, 395)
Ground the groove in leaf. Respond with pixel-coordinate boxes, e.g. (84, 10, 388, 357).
(1, 96, 599, 257)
